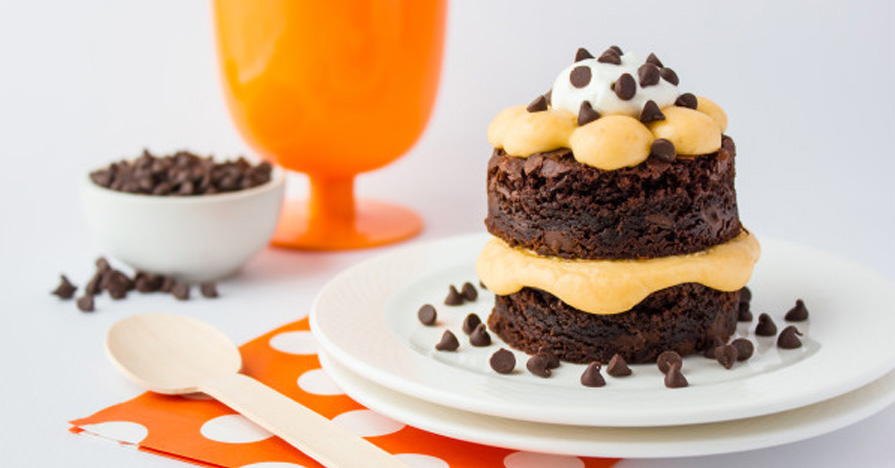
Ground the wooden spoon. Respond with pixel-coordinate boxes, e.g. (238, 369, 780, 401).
(106, 313, 410, 468)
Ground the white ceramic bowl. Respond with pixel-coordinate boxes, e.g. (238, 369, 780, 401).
(80, 167, 285, 282)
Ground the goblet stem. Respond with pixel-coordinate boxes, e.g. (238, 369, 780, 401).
(308, 175, 355, 234)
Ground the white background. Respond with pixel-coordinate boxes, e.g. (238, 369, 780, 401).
(1, 0, 893, 467)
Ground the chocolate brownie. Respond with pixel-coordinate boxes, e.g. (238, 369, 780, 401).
(487, 284, 740, 364)
(485, 136, 740, 260)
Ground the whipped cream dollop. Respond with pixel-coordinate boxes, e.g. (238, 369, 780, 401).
(551, 50, 680, 119)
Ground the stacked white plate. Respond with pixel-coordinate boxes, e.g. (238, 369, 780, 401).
(310, 234, 895, 458)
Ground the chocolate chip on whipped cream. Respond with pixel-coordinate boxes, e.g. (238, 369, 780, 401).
(570, 66, 593, 88)
(660, 67, 679, 85)
(640, 100, 666, 123)
(638, 63, 660, 87)
(575, 47, 595, 62)
(526, 95, 549, 113)
(646, 52, 664, 67)
(675, 92, 698, 109)
(577, 101, 601, 126)
(613, 73, 637, 100)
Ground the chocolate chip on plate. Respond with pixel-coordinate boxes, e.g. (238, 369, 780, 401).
(755, 313, 778, 336)
(460, 282, 478, 301)
(200, 282, 219, 298)
(462, 313, 481, 335)
(657, 350, 682, 374)
(785, 299, 809, 322)
(435, 330, 459, 351)
(731, 338, 754, 361)
(703, 336, 725, 359)
(664, 363, 689, 388)
(490, 348, 516, 374)
(526, 354, 552, 378)
(469, 324, 491, 347)
(777, 326, 804, 349)
(52, 275, 77, 300)
(580, 362, 606, 387)
(607, 353, 632, 377)
(417, 304, 437, 326)
(537, 346, 560, 370)
(577, 101, 601, 126)
(444, 285, 464, 305)
(640, 100, 666, 123)
(675, 93, 698, 109)
(715, 344, 739, 369)
(613, 73, 636, 100)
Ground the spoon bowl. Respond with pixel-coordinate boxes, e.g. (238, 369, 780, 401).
(106, 313, 241, 394)
(105, 313, 410, 468)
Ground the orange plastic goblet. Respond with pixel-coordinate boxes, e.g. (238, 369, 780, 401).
(213, 1, 446, 249)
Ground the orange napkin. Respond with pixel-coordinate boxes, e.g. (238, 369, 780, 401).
(70, 317, 619, 468)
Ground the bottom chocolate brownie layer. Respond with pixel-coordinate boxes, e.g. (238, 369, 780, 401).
(488, 284, 739, 364)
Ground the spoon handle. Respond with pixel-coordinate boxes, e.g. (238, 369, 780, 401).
(200, 373, 410, 468)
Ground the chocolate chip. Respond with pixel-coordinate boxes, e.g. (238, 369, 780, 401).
(526, 94, 549, 113)
(52, 275, 77, 299)
(660, 67, 679, 85)
(200, 282, 219, 298)
(461, 282, 478, 301)
(640, 100, 666, 123)
(703, 336, 725, 358)
(657, 351, 682, 374)
(526, 354, 551, 378)
(417, 304, 437, 326)
(544, 89, 552, 106)
(646, 52, 664, 68)
(675, 92, 698, 109)
(607, 353, 632, 377)
(638, 63, 660, 87)
(575, 47, 594, 62)
(570, 66, 592, 88)
(470, 324, 491, 347)
(76, 295, 94, 312)
(580, 362, 606, 387)
(577, 101, 601, 126)
(537, 346, 560, 369)
(85, 272, 103, 296)
(649, 138, 676, 163)
(160, 277, 176, 293)
(444, 285, 464, 305)
(435, 330, 459, 351)
(777, 326, 803, 349)
(715, 344, 739, 369)
(134, 272, 163, 293)
(785, 299, 809, 322)
(597, 49, 621, 65)
(171, 282, 190, 301)
(102, 270, 133, 299)
(462, 313, 481, 335)
(664, 363, 688, 388)
(732, 338, 754, 361)
(738, 301, 753, 322)
(740, 286, 752, 303)
(95, 257, 111, 273)
(608, 45, 623, 56)
(613, 73, 636, 100)
(490, 348, 516, 374)
(755, 313, 778, 336)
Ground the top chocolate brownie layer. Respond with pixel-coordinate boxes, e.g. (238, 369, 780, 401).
(485, 136, 741, 260)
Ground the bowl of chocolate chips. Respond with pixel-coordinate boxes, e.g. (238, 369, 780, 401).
(80, 150, 285, 282)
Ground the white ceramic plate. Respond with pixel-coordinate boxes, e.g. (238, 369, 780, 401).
(319, 351, 895, 458)
(310, 233, 895, 427)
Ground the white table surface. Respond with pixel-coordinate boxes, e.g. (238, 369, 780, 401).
(1, 0, 893, 466)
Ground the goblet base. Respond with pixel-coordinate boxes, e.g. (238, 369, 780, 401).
(271, 199, 423, 250)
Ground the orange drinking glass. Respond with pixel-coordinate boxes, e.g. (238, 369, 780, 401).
(213, 1, 446, 249)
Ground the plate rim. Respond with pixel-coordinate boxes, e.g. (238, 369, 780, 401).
(310, 232, 895, 427)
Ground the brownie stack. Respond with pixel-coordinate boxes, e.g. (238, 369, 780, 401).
(477, 46, 758, 364)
